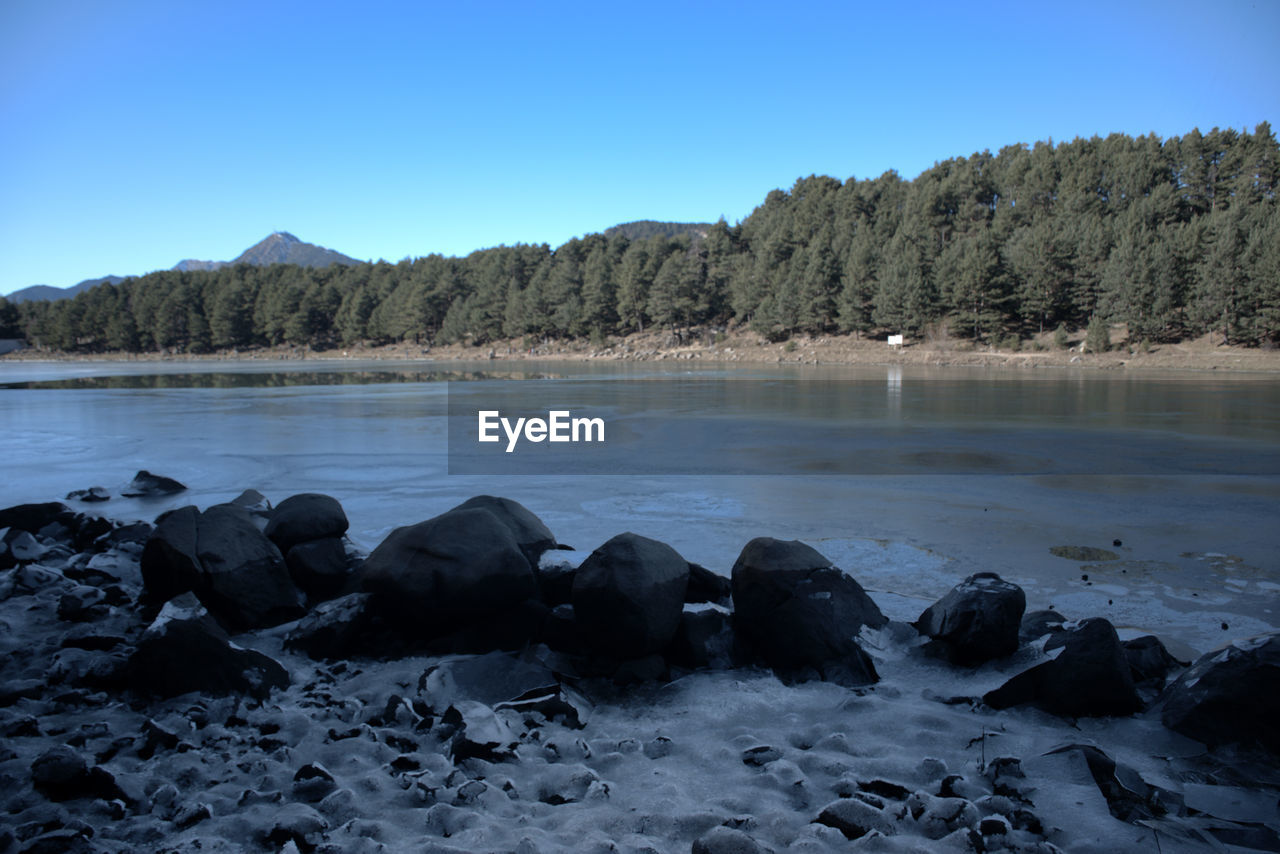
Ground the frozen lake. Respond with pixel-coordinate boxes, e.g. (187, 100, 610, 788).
(2, 359, 1277, 654)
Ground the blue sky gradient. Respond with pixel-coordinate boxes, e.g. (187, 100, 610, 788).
(2, 0, 1277, 294)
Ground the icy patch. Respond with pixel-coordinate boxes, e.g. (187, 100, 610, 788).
(813, 537, 957, 602)
(581, 492, 746, 521)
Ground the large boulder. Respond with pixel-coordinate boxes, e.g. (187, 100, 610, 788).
(984, 618, 1142, 717)
(1160, 632, 1280, 753)
(449, 495, 562, 566)
(264, 493, 349, 552)
(285, 537, 358, 600)
(1123, 635, 1186, 688)
(914, 572, 1026, 665)
(139, 506, 203, 603)
(571, 532, 690, 659)
(140, 504, 306, 630)
(127, 594, 289, 698)
(731, 537, 884, 685)
(362, 507, 538, 637)
(0, 501, 77, 534)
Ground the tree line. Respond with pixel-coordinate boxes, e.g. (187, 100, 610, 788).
(5, 124, 1278, 353)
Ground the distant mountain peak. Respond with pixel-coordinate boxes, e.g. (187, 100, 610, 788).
(172, 232, 359, 273)
(232, 232, 358, 268)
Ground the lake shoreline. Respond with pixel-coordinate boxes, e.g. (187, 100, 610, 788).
(5, 326, 1280, 374)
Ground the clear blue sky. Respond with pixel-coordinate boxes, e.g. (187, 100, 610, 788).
(2, 0, 1277, 295)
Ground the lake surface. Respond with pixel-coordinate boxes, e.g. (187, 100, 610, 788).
(2, 359, 1277, 653)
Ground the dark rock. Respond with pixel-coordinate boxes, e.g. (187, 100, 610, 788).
(1160, 632, 1280, 752)
(102, 522, 152, 549)
(1045, 744, 1184, 822)
(70, 514, 114, 551)
(915, 572, 1025, 664)
(284, 592, 394, 659)
(30, 746, 127, 803)
(261, 803, 328, 849)
(141, 504, 305, 629)
(19, 829, 96, 854)
(139, 506, 203, 603)
(60, 633, 125, 652)
(264, 493, 349, 552)
(30, 746, 88, 795)
(610, 653, 668, 684)
(534, 561, 576, 605)
(363, 507, 537, 638)
(539, 603, 585, 653)
(426, 597, 552, 656)
(65, 487, 109, 503)
(293, 763, 337, 803)
(121, 470, 187, 497)
(686, 562, 732, 606)
(1, 680, 48, 707)
(172, 802, 213, 829)
(56, 586, 106, 622)
(1018, 609, 1067, 644)
(742, 745, 782, 766)
(229, 489, 272, 515)
(984, 618, 1142, 717)
(196, 504, 305, 628)
(691, 826, 770, 854)
(1122, 635, 1187, 687)
(858, 779, 912, 800)
(668, 608, 735, 670)
(731, 538, 884, 686)
(285, 536, 358, 601)
(496, 684, 591, 729)
(138, 719, 180, 759)
(979, 815, 1010, 836)
(572, 532, 690, 659)
(127, 593, 290, 699)
(0, 502, 77, 536)
(449, 495, 561, 566)
(816, 797, 896, 839)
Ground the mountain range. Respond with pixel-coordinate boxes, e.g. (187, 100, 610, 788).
(5, 232, 361, 302)
(3, 222, 711, 303)
(171, 231, 361, 273)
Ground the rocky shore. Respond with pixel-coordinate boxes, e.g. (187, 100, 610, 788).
(1, 482, 1277, 853)
(4, 326, 1280, 374)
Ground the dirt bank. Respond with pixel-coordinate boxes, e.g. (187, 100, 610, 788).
(5, 326, 1279, 373)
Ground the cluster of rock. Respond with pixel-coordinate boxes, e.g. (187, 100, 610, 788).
(1, 488, 1278, 851)
(5, 489, 1278, 742)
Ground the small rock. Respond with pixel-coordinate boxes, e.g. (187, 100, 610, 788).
(816, 797, 896, 840)
(742, 745, 782, 767)
(643, 736, 674, 760)
(65, 487, 110, 503)
(293, 763, 337, 803)
(692, 826, 769, 854)
(121, 470, 187, 497)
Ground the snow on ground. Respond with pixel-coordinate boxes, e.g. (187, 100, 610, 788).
(2, 524, 1276, 853)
